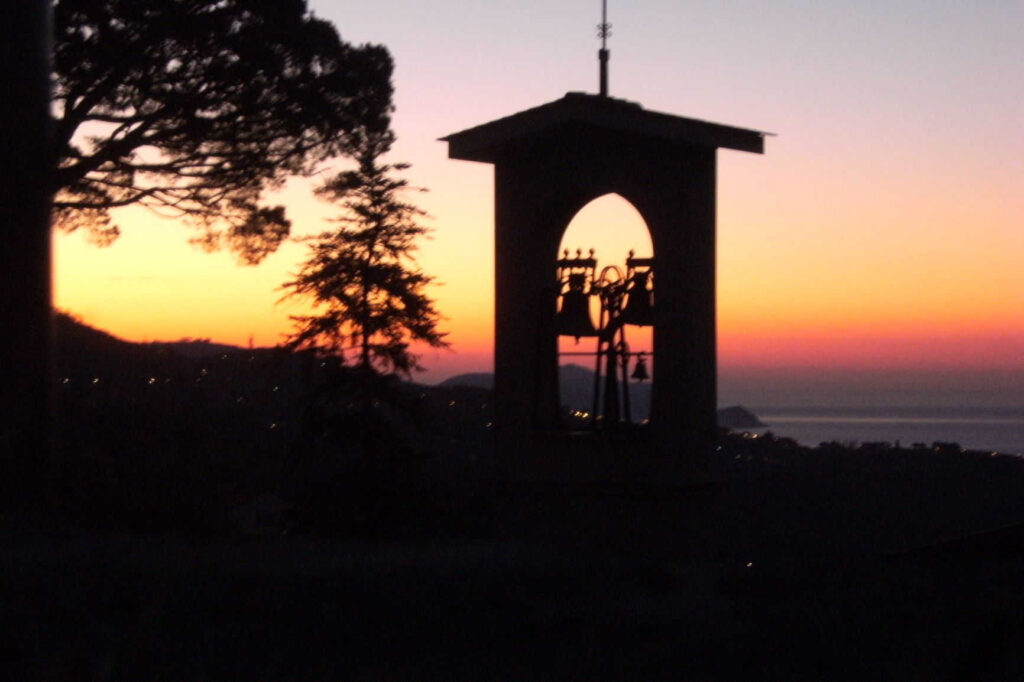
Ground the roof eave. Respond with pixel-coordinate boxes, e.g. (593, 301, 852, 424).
(441, 93, 768, 162)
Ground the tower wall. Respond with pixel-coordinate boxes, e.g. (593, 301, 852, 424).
(491, 128, 718, 473)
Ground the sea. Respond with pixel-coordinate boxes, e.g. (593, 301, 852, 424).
(747, 405, 1024, 456)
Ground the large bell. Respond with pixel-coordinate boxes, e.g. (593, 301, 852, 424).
(555, 273, 598, 340)
(620, 271, 654, 326)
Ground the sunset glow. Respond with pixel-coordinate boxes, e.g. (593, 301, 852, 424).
(54, 1, 1024, 385)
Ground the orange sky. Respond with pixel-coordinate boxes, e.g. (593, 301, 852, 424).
(54, 1, 1024, 384)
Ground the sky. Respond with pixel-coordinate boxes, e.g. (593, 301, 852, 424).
(53, 1, 1024, 401)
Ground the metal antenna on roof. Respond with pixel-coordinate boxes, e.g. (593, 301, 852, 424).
(597, 0, 611, 97)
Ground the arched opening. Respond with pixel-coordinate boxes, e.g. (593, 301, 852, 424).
(555, 194, 654, 427)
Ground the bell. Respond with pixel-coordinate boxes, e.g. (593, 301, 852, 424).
(631, 353, 649, 382)
(620, 271, 654, 326)
(555, 273, 598, 340)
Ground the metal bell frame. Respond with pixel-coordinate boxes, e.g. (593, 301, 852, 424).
(555, 248, 655, 429)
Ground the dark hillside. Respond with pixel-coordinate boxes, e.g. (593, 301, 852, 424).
(51, 314, 492, 536)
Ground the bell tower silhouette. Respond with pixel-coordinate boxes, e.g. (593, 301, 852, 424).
(442, 8, 766, 483)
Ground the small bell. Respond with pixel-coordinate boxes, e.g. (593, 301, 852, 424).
(631, 352, 649, 382)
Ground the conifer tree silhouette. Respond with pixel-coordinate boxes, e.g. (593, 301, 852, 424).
(283, 128, 447, 377)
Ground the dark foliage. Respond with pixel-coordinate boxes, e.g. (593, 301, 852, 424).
(282, 129, 447, 375)
(52, 0, 393, 262)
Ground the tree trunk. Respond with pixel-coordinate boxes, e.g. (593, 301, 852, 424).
(1, 2, 54, 510)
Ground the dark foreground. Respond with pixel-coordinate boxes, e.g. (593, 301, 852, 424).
(17, 316, 1024, 678)
(7, 443, 1024, 680)
(5, 526, 1024, 680)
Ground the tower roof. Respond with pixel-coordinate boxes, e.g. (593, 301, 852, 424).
(441, 92, 767, 163)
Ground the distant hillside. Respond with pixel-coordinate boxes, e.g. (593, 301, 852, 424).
(56, 313, 233, 355)
(56, 312, 138, 358)
(161, 338, 246, 359)
(717, 405, 764, 429)
(440, 364, 604, 395)
(55, 317, 763, 432)
(54, 313, 288, 390)
(438, 372, 493, 390)
(56, 313, 258, 364)
(441, 366, 764, 429)
(441, 365, 604, 406)
(55, 312, 179, 378)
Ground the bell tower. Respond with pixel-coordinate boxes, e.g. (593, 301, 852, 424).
(442, 5, 767, 495)
(443, 94, 764, 471)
